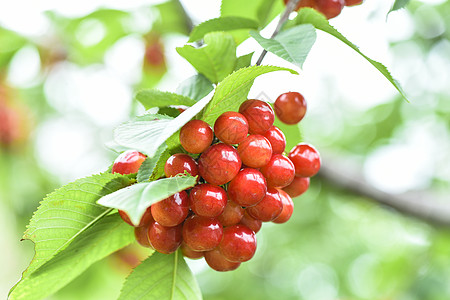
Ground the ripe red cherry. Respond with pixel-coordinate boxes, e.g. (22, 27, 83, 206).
(181, 242, 203, 259)
(283, 176, 310, 197)
(119, 207, 153, 227)
(151, 191, 189, 227)
(239, 211, 262, 233)
(288, 143, 321, 177)
(147, 222, 183, 254)
(247, 188, 283, 222)
(237, 135, 272, 168)
(239, 99, 275, 134)
(204, 248, 241, 272)
(144, 40, 165, 67)
(274, 92, 307, 125)
(214, 111, 249, 145)
(112, 150, 146, 175)
(272, 189, 294, 224)
(219, 225, 257, 262)
(198, 143, 242, 185)
(228, 168, 267, 207)
(260, 154, 295, 188)
(263, 126, 286, 154)
(164, 153, 198, 178)
(182, 215, 223, 251)
(316, 0, 345, 19)
(134, 226, 152, 248)
(189, 184, 227, 217)
(217, 200, 244, 226)
(345, 0, 362, 6)
(179, 120, 213, 154)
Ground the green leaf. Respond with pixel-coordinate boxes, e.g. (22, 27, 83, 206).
(119, 251, 202, 300)
(153, 0, 192, 35)
(9, 214, 134, 300)
(135, 89, 197, 110)
(189, 16, 259, 42)
(234, 52, 254, 71)
(177, 32, 237, 83)
(98, 175, 197, 225)
(176, 74, 214, 101)
(250, 24, 316, 68)
(389, 0, 410, 13)
(200, 65, 298, 125)
(137, 144, 171, 183)
(294, 8, 408, 101)
(256, 0, 284, 27)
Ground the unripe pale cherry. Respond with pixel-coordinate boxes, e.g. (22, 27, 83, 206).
(237, 135, 272, 168)
(227, 168, 267, 207)
(151, 191, 189, 227)
(198, 143, 242, 185)
(283, 0, 318, 11)
(283, 176, 310, 198)
(179, 120, 213, 154)
(189, 184, 227, 217)
(247, 188, 283, 222)
(164, 153, 198, 178)
(260, 154, 295, 188)
(274, 92, 307, 125)
(263, 126, 286, 154)
(288, 143, 321, 177)
(272, 189, 294, 224)
(134, 226, 153, 248)
(219, 224, 257, 262)
(214, 111, 249, 145)
(239, 99, 275, 134)
(205, 248, 241, 272)
(147, 222, 183, 254)
(112, 150, 146, 175)
(182, 215, 223, 251)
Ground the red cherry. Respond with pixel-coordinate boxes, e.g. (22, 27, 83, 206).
(189, 184, 227, 217)
(119, 207, 153, 227)
(181, 242, 204, 259)
(288, 143, 321, 177)
(239, 99, 275, 134)
(283, 176, 310, 197)
(147, 222, 183, 254)
(345, 0, 363, 6)
(217, 200, 244, 227)
(219, 225, 257, 262)
(182, 215, 223, 251)
(239, 211, 262, 233)
(272, 189, 294, 224)
(316, 0, 345, 19)
(263, 126, 286, 154)
(237, 135, 272, 168)
(247, 188, 283, 222)
(151, 191, 189, 227)
(112, 150, 146, 175)
(144, 40, 165, 67)
(228, 168, 267, 207)
(260, 154, 295, 188)
(164, 153, 198, 178)
(198, 143, 242, 185)
(204, 248, 241, 272)
(134, 226, 152, 248)
(274, 92, 307, 125)
(214, 111, 249, 145)
(180, 120, 214, 154)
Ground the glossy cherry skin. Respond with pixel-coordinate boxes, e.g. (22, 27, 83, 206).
(151, 191, 189, 227)
(134, 226, 153, 248)
(205, 248, 241, 272)
(272, 189, 294, 224)
(181, 242, 204, 259)
(182, 215, 223, 251)
(316, 0, 345, 19)
(189, 184, 227, 218)
(164, 153, 198, 178)
(228, 168, 267, 207)
(345, 0, 362, 6)
(239, 211, 262, 233)
(112, 150, 146, 175)
(198, 143, 242, 185)
(283, 176, 310, 197)
(119, 207, 153, 227)
(263, 126, 286, 154)
(247, 188, 283, 222)
(274, 92, 307, 125)
(219, 225, 257, 262)
(237, 135, 272, 168)
(147, 222, 183, 254)
(239, 99, 275, 135)
(214, 111, 249, 145)
(288, 143, 321, 177)
(217, 200, 244, 226)
(179, 120, 214, 154)
(260, 154, 295, 188)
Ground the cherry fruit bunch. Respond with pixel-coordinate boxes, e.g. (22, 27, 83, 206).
(284, 0, 363, 20)
(112, 92, 321, 272)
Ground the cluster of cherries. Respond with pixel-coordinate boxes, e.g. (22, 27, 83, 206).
(284, 0, 363, 19)
(112, 92, 321, 272)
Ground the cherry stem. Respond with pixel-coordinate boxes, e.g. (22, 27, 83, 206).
(255, 0, 301, 66)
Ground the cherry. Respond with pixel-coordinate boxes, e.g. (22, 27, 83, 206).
(144, 40, 165, 67)
(345, 0, 362, 6)
(189, 184, 227, 217)
(228, 168, 267, 207)
(263, 126, 286, 154)
(272, 189, 294, 224)
(119, 207, 153, 227)
(239, 211, 262, 233)
(214, 111, 249, 145)
(151, 191, 189, 227)
(164, 153, 198, 178)
(288, 143, 321, 177)
(283, 0, 318, 11)
(274, 92, 307, 125)
(198, 143, 242, 185)
(147, 222, 183, 254)
(239, 99, 275, 135)
(181, 242, 203, 259)
(237, 135, 272, 168)
(179, 120, 213, 154)
(182, 215, 223, 251)
(260, 154, 295, 188)
(217, 200, 244, 227)
(134, 226, 152, 248)
(316, 0, 345, 19)
(204, 248, 241, 272)
(219, 225, 257, 262)
(283, 176, 310, 197)
(247, 188, 283, 222)
(112, 150, 146, 175)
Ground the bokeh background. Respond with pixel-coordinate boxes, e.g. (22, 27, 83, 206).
(1, 0, 450, 299)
